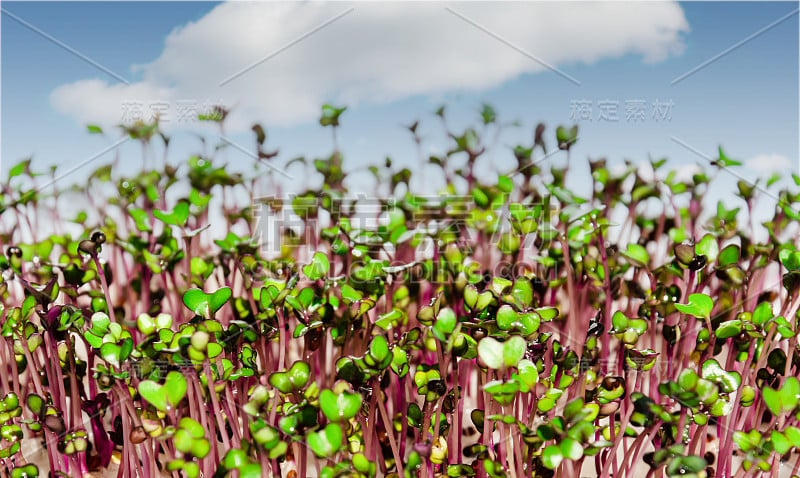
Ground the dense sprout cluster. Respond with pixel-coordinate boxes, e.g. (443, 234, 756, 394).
(1, 104, 800, 478)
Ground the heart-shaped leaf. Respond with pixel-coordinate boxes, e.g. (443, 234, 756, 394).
(307, 423, 343, 458)
(764, 377, 800, 416)
(138, 381, 167, 412)
(153, 202, 190, 227)
(555, 125, 578, 151)
(303, 252, 329, 280)
(320, 389, 362, 422)
(183, 287, 231, 318)
(478, 336, 526, 370)
(138, 371, 187, 412)
(701, 359, 741, 393)
(99, 339, 132, 368)
(432, 308, 457, 342)
(10, 464, 38, 478)
(269, 361, 310, 394)
(478, 337, 504, 370)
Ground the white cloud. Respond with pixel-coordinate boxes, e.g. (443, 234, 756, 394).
(745, 153, 792, 173)
(50, 1, 689, 132)
(672, 162, 702, 184)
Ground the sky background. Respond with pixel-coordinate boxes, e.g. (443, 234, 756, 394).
(1, 1, 798, 212)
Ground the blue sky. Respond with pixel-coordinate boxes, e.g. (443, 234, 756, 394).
(2, 1, 798, 201)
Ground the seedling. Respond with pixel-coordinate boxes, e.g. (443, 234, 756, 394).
(0, 103, 798, 478)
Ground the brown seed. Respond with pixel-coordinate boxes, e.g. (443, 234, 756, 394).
(129, 426, 147, 444)
(601, 376, 625, 391)
(674, 242, 695, 265)
(44, 414, 66, 434)
(472, 327, 487, 341)
(78, 240, 99, 255)
(599, 402, 619, 416)
(91, 231, 106, 244)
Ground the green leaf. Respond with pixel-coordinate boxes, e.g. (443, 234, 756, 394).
(763, 377, 800, 416)
(675, 293, 713, 319)
(667, 455, 708, 476)
(164, 371, 188, 409)
(269, 361, 310, 394)
(180, 417, 205, 439)
(512, 359, 539, 392)
(183, 287, 232, 318)
(390, 347, 409, 377)
(8, 159, 31, 179)
(432, 308, 457, 342)
(222, 449, 249, 470)
(502, 336, 526, 369)
(229, 463, 260, 478)
(319, 389, 362, 422)
(780, 249, 800, 271)
(497, 175, 513, 193)
(771, 431, 791, 455)
(536, 307, 559, 321)
(153, 202, 190, 227)
(138, 372, 187, 412)
(128, 208, 152, 232)
(542, 444, 563, 469)
(137, 314, 156, 336)
(496, 305, 517, 331)
(717, 147, 742, 167)
(752, 301, 774, 326)
(10, 464, 38, 478)
(717, 244, 740, 267)
(715, 320, 743, 339)
(478, 337, 504, 370)
(340, 284, 361, 303)
(701, 359, 741, 393)
(621, 243, 649, 268)
(303, 252, 329, 280)
(510, 279, 533, 307)
(375, 309, 404, 331)
(367, 335, 390, 367)
(559, 437, 583, 461)
(555, 125, 578, 151)
(174, 429, 193, 454)
(191, 439, 210, 458)
(307, 423, 343, 458)
(695, 234, 718, 263)
(26, 395, 44, 416)
(99, 339, 132, 368)
(784, 426, 800, 447)
(319, 104, 346, 128)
